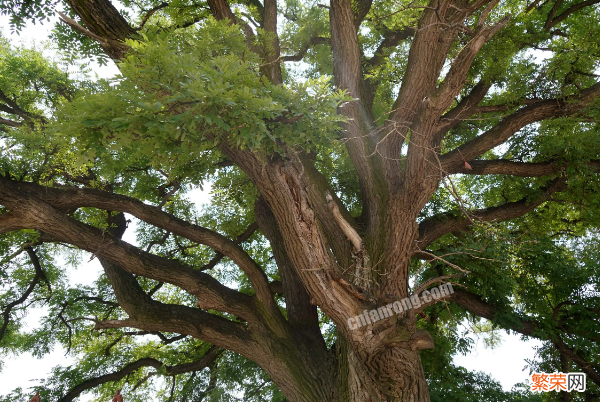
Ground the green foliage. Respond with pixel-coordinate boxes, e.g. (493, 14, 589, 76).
(0, 0, 57, 31)
(55, 19, 349, 185)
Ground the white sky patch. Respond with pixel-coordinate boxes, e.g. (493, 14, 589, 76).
(454, 330, 543, 391)
(0, 13, 120, 80)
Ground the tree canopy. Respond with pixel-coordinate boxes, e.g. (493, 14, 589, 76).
(0, 0, 599, 400)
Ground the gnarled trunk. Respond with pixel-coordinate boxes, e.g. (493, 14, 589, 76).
(259, 330, 431, 402)
(342, 339, 430, 402)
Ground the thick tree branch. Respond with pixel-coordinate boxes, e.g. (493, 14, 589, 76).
(433, 81, 492, 145)
(402, 10, 509, 203)
(0, 177, 275, 308)
(0, 212, 26, 234)
(260, 0, 283, 84)
(440, 83, 600, 171)
(0, 117, 22, 128)
(383, 0, 494, 190)
(449, 288, 538, 335)
(122, 330, 188, 345)
(199, 222, 259, 271)
(353, 0, 374, 29)
(268, 280, 284, 294)
(207, 0, 237, 22)
(389, 0, 468, 128)
(552, 336, 600, 386)
(206, 0, 257, 48)
(97, 246, 332, 400)
(0, 102, 18, 116)
(449, 288, 600, 386)
(0, 88, 31, 120)
(330, 0, 387, 252)
(430, 15, 510, 113)
(0, 178, 259, 322)
(255, 198, 323, 342)
(417, 177, 567, 248)
(58, 12, 110, 44)
(68, 295, 119, 308)
(449, 159, 600, 176)
(366, 27, 415, 68)
(63, 0, 136, 59)
(544, 0, 600, 31)
(296, 152, 356, 268)
(362, 26, 416, 108)
(137, 2, 169, 30)
(97, 254, 255, 357)
(57, 346, 222, 402)
(217, 145, 376, 351)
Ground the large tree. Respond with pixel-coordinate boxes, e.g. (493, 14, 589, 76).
(0, 0, 600, 400)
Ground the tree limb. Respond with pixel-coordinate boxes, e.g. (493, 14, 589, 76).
(206, 0, 257, 48)
(0, 178, 259, 322)
(447, 159, 600, 176)
(544, 0, 600, 31)
(0, 88, 31, 120)
(417, 177, 567, 248)
(137, 2, 169, 30)
(330, 0, 387, 249)
(0, 247, 45, 342)
(57, 346, 223, 402)
(449, 288, 538, 335)
(430, 15, 510, 113)
(260, 0, 283, 84)
(254, 198, 323, 342)
(449, 288, 600, 386)
(366, 26, 415, 68)
(62, 0, 136, 59)
(281, 37, 329, 62)
(96, 254, 255, 356)
(433, 81, 492, 146)
(352, 0, 373, 29)
(122, 330, 187, 344)
(199, 222, 259, 271)
(0, 176, 275, 308)
(0, 212, 26, 234)
(440, 83, 600, 172)
(552, 336, 600, 386)
(384, 0, 494, 188)
(0, 117, 22, 128)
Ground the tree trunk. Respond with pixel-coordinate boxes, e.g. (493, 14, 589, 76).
(258, 335, 430, 402)
(336, 335, 430, 402)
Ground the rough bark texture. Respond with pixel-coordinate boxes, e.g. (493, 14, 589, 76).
(62, 0, 136, 58)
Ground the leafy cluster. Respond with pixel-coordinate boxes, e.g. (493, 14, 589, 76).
(55, 19, 349, 183)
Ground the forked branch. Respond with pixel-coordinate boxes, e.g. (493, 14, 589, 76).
(417, 177, 567, 248)
(440, 83, 600, 171)
(0, 177, 274, 307)
(449, 288, 600, 386)
(57, 346, 223, 402)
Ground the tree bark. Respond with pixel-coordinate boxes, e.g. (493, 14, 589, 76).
(62, 0, 136, 59)
(340, 339, 431, 402)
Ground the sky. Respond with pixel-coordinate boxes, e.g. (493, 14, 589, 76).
(0, 10, 543, 400)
